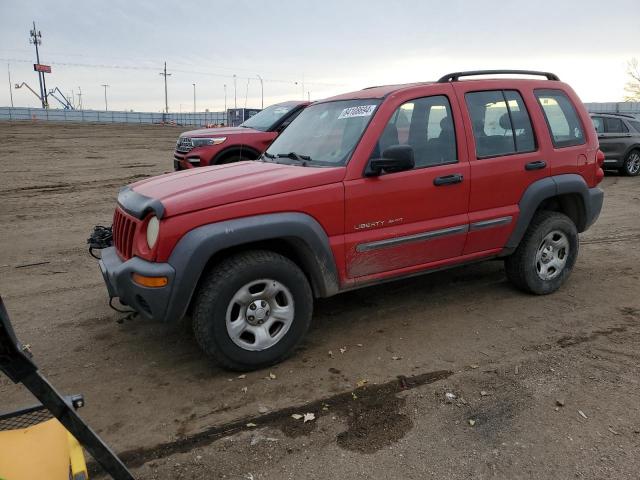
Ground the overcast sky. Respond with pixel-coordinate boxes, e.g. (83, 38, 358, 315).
(1, 0, 638, 112)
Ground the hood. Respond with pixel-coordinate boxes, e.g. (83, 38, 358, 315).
(129, 161, 346, 217)
(180, 126, 261, 137)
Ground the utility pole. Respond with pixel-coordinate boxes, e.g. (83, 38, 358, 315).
(159, 62, 171, 114)
(7, 63, 14, 107)
(233, 74, 237, 109)
(101, 84, 109, 110)
(256, 74, 263, 109)
(192, 83, 196, 113)
(29, 21, 47, 108)
(77, 86, 82, 110)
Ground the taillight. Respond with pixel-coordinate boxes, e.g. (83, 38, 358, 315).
(596, 149, 605, 167)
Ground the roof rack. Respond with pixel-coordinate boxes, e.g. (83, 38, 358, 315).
(589, 112, 636, 119)
(438, 70, 560, 83)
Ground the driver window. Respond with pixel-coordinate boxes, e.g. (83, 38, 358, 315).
(370, 95, 457, 168)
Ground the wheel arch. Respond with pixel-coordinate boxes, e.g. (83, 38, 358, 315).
(504, 174, 598, 253)
(164, 213, 340, 323)
(212, 145, 262, 164)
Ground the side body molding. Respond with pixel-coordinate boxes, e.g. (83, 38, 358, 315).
(164, 213, 340, 323)
(505, 174, 603, 252)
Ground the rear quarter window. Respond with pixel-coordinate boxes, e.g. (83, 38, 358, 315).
(629, 120, 640, 133)
(534, 89, 585, 148)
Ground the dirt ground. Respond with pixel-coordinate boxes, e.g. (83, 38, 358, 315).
(1, 121, 639, 479)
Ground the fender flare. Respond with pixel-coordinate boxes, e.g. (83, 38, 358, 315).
(505, 174, 601, 251)
(622, 143, 640, 161)
(163, 212, 340, 323)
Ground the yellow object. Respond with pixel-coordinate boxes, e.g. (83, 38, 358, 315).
(0, 418, 88, 480)
(131, 272, 169, 287)
(68, 431, 89, 479)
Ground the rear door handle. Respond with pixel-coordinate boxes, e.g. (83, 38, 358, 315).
(525, 160, 547, 171)
(433, 174, 463, 186)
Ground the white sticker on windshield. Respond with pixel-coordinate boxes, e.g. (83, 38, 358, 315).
(338, 105, 377, 119)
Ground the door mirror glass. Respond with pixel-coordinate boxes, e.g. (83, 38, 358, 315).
(367, 145, 415, 176)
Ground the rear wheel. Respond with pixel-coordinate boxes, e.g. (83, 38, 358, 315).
(192, 250, 313, 371)
(505, 211, 579, 295)
(621, 150, 640, 176)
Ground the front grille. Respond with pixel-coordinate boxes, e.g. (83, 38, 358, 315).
(176, 137, 193, 153)
(113, 208, 138, 259)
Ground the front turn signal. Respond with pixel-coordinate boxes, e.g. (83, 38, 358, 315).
(132, 273, 168, 288)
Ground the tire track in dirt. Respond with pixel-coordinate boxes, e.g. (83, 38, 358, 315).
(0, 174, 150, 196)
(88, 370, 453, 474)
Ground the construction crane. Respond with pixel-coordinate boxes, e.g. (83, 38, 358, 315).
(48, 86, 75, 109)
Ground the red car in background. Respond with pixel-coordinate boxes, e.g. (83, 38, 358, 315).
(173, 100, 309, 170)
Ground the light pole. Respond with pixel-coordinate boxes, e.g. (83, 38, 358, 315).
(223, 84, 227, 112)
(100, 84, 109, 111)
(233, 74, 237, 109)
(192, 83, 196, 113)
(7, 63, 14, 107)
(256, 74, 263, 109)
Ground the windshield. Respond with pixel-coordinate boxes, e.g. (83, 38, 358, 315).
(240, 102, 300, 131)
(264, 99, 381, 166)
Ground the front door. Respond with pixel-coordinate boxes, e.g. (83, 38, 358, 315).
(344, 88, 470, 280)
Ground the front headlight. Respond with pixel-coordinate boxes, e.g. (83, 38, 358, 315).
(146, 216, 160, 249)
(191, 137, 226, 147)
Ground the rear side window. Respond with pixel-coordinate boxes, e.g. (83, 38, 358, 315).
(465, 90, 536, 158)
(591, 116, 604, 133)
(535, 89, 585, 148)
(604, 117, 628, 133)
(629, 120, 640, 133)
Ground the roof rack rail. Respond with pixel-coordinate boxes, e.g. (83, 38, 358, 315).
(589, 111, 636, 119)
(438, 70, 560, 83)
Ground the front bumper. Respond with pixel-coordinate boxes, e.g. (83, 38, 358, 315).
(99, 247, 175, 321)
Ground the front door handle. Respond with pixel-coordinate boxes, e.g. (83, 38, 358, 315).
(433, 174, 463, 186)
(525, 160, 547, 171)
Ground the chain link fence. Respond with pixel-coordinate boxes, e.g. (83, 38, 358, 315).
(0, 107, 227, 126)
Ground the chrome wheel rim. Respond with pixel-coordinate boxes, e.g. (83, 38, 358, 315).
(225, 279, 294, 351)
(627, 152, 640, 175)
(535, 230, 569, 281)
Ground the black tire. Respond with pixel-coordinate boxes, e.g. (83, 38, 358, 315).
(621, 149, 640, 176)
(192, 250, 313, 371)
(504, 211, 579, 295)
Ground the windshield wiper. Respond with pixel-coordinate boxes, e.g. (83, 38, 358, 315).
(258, 151, 276, 162)
(276, 152, 312, 164)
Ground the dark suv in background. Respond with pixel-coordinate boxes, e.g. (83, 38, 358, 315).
(590, 113, 640, 176)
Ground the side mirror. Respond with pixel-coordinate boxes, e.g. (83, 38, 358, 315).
(366, 145, 415, 176)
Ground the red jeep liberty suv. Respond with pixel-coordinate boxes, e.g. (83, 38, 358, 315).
(98, 70, 605, 370)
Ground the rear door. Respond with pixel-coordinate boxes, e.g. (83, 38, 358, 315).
(453, 84, 549, 254)
(343, 86, 470, 280)
(600, 116, 631, 164)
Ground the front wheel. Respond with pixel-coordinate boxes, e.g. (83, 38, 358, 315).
(621, 150, 640, 176)
(505, 211, 579, 295)
(192, 250, 313, 371)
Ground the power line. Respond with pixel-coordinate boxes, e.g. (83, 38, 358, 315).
(0, 57, 345, 88)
